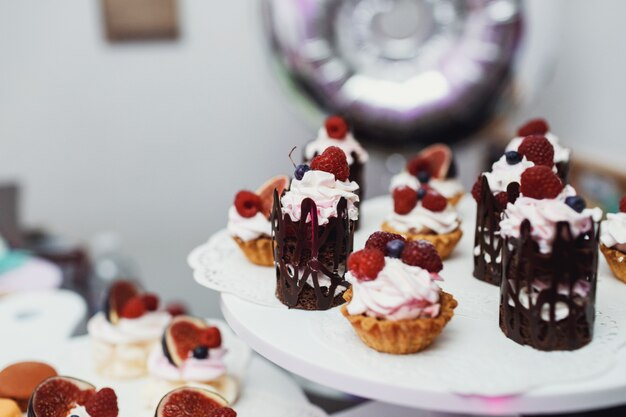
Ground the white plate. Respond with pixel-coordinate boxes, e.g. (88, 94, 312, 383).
(207, 196, 626, 415)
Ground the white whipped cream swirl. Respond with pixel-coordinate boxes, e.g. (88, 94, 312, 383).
(346, 258, 441, 321)
(304, 127, 369, 165)
(389, 172, 464, 199)
(87, 311, 171, 344)
(507, 132, 571, 163)
(147, 346, 226, 382)
(386, 199, 460, 235)
(500, 197, 602, 254)
(601, 212, 626, 248)
(227, 206, 271, 242)
(483, 154, 535, 194)
(281, 170, 359, 225)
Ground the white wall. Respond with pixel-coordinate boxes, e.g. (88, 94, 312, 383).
(1, 0, 624, 317)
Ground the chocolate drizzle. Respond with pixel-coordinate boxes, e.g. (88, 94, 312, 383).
(473, 175, 519, 286)
(556, 160, 570, 184)
(271, 189, 354, 310)
(499, 219, 600, 351)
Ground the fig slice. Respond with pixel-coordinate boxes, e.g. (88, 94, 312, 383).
(256, 175, 290, 218)
(154, 387, 229, 417)
(104, 280, 140, 324)
(27, 376, 96, 417)
(407, 144, 453, 180)
(162, 316, 210, 367)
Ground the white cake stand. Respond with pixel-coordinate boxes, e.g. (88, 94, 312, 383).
(202, 197, 626, 416)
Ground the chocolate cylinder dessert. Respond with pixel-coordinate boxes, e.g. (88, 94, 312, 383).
(497, 172, 602, 351)
(500, 219, 599, 351)
(473, 176, 519, 286)
(275, 145, 360, 310)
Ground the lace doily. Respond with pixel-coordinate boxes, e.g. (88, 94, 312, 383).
(314, 305, 626, 396)
(189, 231, 285, 308)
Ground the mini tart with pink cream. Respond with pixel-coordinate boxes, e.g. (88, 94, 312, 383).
(391, 144, 464, 206)
(145, 316, 239, 408)
(87, 280, 171, 379)
(382, 185, 462, 259)
(228, 176, 289, 266)
(341, 233, 457, 354)
(600, 196, 626, 283)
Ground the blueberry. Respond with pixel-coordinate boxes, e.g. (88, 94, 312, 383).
(505, 151, 522, 165)
(416, 170, 430, 184)
(294, 164, 310, 180)
(565, 196, 586, 213)
(416, 187, 427, 200)
(386, 239, 405, 258)
(193, 345, 209, 359)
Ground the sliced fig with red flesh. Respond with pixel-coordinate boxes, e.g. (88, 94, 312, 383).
(255, 175, 290, 218)
(154, 387, 229, 417)
(104, 280, 140, 324)
(27, 376, 96, 417)
(407, 144, 453, 180)
(163, 316, 220, 367)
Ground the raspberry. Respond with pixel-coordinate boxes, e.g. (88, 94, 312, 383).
(406, 156, 431, 176)
(517, 118, 549, 137)
(325, 115, 348, 139)
(200, 327, 222, 348)
(520, 166, 564, 199)
(310, 146, 350, 181)
(141, 293, 159, 311)
(421, 190, 447, 212)
(348, 249, 385, 281)
(518, 135, 554, 167)
(401, 240, 443, 273)
(120, 296, 146, 319)
(85, 388, 118, 417)
(209, 408, 238, 417)
(234, 190, 262, 218)
(471, 175, 483, 202)
(393, 186, 418, 214)
(620, 196, 626, 213)
(495, 192, 509, 209)
(365, 231, 406, 254)
(165, 302, 188, 317)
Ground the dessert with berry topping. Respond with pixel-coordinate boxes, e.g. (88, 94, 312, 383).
(391, 144, 464, 206)
(382, 184, 462, 259)
(86, 280, 171, 379)
(228, 175, 289, 266)
(0, 362, 57, 411)
(145, 316, 238, 408)
(154, 387, 235, 417)
(340, 233, 456, 354)
(600, 196, 626, 284)
(273, 146, 360, 310)
(26, 376, 119, 417)
(304, 115, 368, 197)
(471, 133, 568, 285)
(499, 175, 602, 351)
(506, 118, 572, 182)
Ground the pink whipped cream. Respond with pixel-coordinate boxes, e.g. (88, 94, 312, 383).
(147, 346, 226, 382)
(601, 212, 626, 252)
(500, 197, 602, 254)
(304, 127, 369, 165)
(280, 170, 359, 225)
(345, 258, 441, 321)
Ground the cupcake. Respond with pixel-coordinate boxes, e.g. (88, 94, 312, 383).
(382, 185, 462, 259)
(87, 280, 171, 379)
(391, 144, 464, 206)
(471, 135, 560, 285)
(145, 316, 238, 408)
(506, 118, 572, 182)
(273, 146, 360, 310)
(304, 115, 368, 199)
(600, 196, 626, 283)
(499, 168, 602, 351)
(228, 175, 289, 267)
(154, 387, 236, 417)
(341, 234, 457, 354)
(27, 376, 119, 417)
